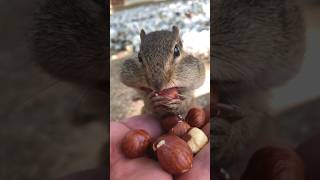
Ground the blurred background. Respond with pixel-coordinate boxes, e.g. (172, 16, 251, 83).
(0, 0, 107, 180)
(271, 2, 320, 146)
(0, 0, 319, 179)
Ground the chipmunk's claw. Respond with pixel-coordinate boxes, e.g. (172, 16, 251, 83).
(150, 93, 183, 115)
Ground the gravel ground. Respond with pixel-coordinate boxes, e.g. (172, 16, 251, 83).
(110, 0, 210, 56)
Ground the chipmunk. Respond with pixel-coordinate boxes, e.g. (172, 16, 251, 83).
(212, 0, 305, 178)
(120, 26, 206, 118)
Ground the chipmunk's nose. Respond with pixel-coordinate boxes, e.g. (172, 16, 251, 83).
(153, 78, 164, 91)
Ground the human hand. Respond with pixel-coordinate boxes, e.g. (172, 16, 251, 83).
(110, 113, 210, 180)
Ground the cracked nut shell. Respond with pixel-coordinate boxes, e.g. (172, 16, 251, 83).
(184, 127, 208, 154)
(153, 135, 193, 175)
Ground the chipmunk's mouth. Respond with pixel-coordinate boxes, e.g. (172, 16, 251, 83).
(138, 86, 187, 94)
(138, 86, 153, 93)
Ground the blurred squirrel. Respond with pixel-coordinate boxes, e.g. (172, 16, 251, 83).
(212, 0, 305, 178)
(120, 26, 206, 117)
(31, 0, 107, 123)
(32, 0, 107, 92)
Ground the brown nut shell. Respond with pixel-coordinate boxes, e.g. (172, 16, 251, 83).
(160, 115, 181, 131)
(185, 107, 207, 128)
(121, 129, 151, 158)
(241, 146, 305, 180)
(169, 121, 191, 138)
(153, 135, 193, 175)
(158, 87, 178, 99)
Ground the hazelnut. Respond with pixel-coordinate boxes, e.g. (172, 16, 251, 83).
(169, 121, 191, 138)
(121, 129, 151, 158)
(158, 87, 178, 99)
(185, 107, 207, 128)
(153, 135, 193, 175)
(160, 115, 181, 131)
(241, 146, 305, 180)
(184, 127, 208, 154)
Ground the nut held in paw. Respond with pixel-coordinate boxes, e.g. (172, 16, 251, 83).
(158, 87, 179, 99)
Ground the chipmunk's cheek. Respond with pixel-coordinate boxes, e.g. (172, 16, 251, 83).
(120, 59, 146, 88)
(170, 78, 188, 90)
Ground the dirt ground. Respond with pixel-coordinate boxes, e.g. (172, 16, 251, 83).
(0, 1, 320, 180)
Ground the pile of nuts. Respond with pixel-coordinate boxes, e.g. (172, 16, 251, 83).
(121, 107, 209, 175)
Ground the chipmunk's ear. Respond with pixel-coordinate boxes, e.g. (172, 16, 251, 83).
(140, 29, 146, 40)
(172, 26, 179, 36)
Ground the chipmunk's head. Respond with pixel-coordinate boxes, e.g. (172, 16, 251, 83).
(121, 26, 205, 93)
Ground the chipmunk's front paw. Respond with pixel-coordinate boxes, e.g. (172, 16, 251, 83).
(150, 95, 183, 115)
(212, 117, 232, 149)
(212, 104, 245, 161)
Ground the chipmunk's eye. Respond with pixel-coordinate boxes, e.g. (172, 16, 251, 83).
(173, 45, 180, 58)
